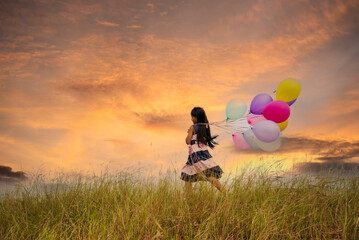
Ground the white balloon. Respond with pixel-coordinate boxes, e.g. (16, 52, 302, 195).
(243, 129, 259, 149)
(254, 133, 282, 152)
(226, 98, 247, 120)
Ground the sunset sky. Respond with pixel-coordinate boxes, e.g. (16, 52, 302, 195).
(0, 0, 358, 180)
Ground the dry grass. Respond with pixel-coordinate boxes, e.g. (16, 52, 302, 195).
(0, 167, 359, 239)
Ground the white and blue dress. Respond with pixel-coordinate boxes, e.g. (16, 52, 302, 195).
(180, 124, 224, 182)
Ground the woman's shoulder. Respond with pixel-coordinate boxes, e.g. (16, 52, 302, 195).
(192, 124, 198, 134)
(187, 125, 195, 134)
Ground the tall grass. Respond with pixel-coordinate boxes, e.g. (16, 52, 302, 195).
(0, 168, 358, 239)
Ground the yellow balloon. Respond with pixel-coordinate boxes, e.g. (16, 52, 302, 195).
(276, 78, 301, 102)
(277, 120, 288, 132)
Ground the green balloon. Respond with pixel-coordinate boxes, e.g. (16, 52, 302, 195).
(226, 98, 247, 120)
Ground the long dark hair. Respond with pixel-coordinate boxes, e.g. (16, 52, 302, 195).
(191, 107, 219, 150)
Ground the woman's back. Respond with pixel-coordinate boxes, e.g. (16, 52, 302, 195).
(190, 124, 209, 151)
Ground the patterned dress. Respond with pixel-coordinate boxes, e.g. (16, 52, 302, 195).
(180, 124, 224, 182)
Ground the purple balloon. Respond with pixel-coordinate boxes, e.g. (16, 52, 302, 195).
(252, 120, 280, 143)
(263, 100, 290, 123)
(286, 98, 297, 106)
(250, 93, 273, 115)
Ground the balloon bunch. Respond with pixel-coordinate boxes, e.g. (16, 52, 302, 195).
(225, 78, 301, 152)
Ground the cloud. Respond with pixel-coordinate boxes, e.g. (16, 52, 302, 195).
(292, 161, 359, 175)
(104, 138, 132, 145)
(232, 136, 359, 161)
(95, 20, 120, 27)
(126, 25, 142, 29)
(0, 0, 358, 175)
(58, 79, 140, 98)
(311, 76, 359, 136)
(228, 136, 359, 174)
(0, 165, 27, 182)
(279, 137, 359, 161)
(132, 109, 186, 129)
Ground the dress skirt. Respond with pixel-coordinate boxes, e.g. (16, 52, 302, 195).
(180, 137, 223, 182)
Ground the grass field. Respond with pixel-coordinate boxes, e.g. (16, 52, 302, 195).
(0, 168, 359, 239)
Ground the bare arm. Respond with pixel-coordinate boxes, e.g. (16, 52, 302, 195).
(185, 125, 194, 145)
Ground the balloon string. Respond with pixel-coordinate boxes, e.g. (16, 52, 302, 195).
(248, 115, 264, 119)
(196, 116, 253, 135)
(210, 120, 251, 134)
(210, 124, 233, 134)
(223, 124, 251, 132)
(209, 119, 227, 126)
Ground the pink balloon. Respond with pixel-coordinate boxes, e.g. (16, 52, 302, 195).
(246, 113, 267, 126)
(232, 132, 250, 149)
(263, 100, 290, 123)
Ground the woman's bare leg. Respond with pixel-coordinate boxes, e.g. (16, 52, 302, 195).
(207, 177, 227, 193)
(185, 181, 192, 198)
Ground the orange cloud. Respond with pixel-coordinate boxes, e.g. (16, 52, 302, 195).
(126, 25, 142, 29)
(0, 0, 358, 175)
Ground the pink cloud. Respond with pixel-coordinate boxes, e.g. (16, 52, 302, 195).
(95, 20, 120, 27)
